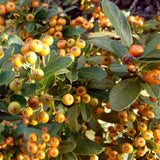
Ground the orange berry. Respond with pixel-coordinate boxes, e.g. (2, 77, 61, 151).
(129, 45, 144, 57)
(48, 147, 59, 157)
(55, 113, 65, 123)
(49, 137, 60, 148)
(6, 2, 16, 12)
(29, 133, 38, 143)
(41, 133, 50, 142)
(0, 5, 7, 14)
(122, 143, 133, 153)
(62, 94, 74, 106)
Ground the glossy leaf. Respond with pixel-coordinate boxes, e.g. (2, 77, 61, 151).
(62, 152, 77, 160)
(10, 95, 27, 108)
(109, 78, 141, 111)
(74, 139, 103, 155)
(146, 140, 159, 151)
(48, 122, 63, 137)
(80, 102, 91, 122)
(64, 27, 86, 37)
(78, 67, 107, 79)
(0, 71, 17, 86)
(66, 105, 81, 133)
(8, 34, 23, 45)
(110, 64, 128, 72)
(25, 22, 36, 32)
(102, 0, 133, 47)
(22, 82, 37, 96)
(0, 112, 21, 121)
(140, 83, 160, 98)
(13, 124, 27, 138)
(59, 141, 76, 153)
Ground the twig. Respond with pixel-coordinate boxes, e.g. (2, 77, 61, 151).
(128, 0, 139, 12)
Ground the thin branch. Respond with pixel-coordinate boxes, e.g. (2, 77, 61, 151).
(128, 0, 139, 12)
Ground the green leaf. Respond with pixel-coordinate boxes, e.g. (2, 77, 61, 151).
(88, 78, 114, 90)
(35, 8, 48, 20)
(8, 34, 23, 45)
(0, 124, 4, 133)
(0, 135, 4, 145)
(24, 127, 43, 141)
(140, 34, 160, 58)
(0, 71, 17, 86)
(62, 152, 77, 160)
(44, 57, 73, 77)
(0, 47, 14, 68)
(44, 7, 58, 20)
(76, 56, 87, 69)
(48, 84, 71, 96)
(40, 74, 56, 91)
(25, 22, 36, 32)
(78, 67, 107, 79)
(140, 83, 160, 98)
(74, 139, 102, 155)
(142, 19, 160, 30)
(87, 56, 103, 65)
(59, 141, 76, 153)
(111, 40, 129, 58)
(48, 122, 63, 137)
(20, 0, 33, 7)
(64, 27, 86, 37)
(13, 124, 27, 138)
(146, 140, 159, 151)
(0, 112, 21, 121)
(109, 78, 141, 111)
(102, 0, 133, 47)
(110, 64, 128, 72)
(0, 102, 8, 112)
(22, 82, 37, 96)
(10, 95, 27, 108)
(80, 102, 91, 122)
(66, 105, 81, 133)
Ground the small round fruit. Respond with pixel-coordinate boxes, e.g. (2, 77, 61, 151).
(57, 40, 67, 49)
(76, 86, 87, 97)
(27, 141, 38, 154)
(57, 18, 66, 26)
(62, 94, 74, 106)
(153, 129, 160, 139)
(6, 2, 16, 12)
(30, 39, 43, 53)
(82, 94, 91, 103)
(0, 17, 5, 26)
(137, 148, 146, 157)
(55, 113, 65, 123)
(127, 64, 138, 73)
(76, 39, 86, 49)
(26, 13, 34, 22)
(48, 147, 59, 157)
(67, 38, 75, 48)
(90, 155, 99, 160)
(38, 43, 50, 57)
(42, 35, 54, 46)
(36, 150, 45, 159)
(129, 45, 144, 57)
(122, 143, 133, 153)
(22, 107, 33, 117)
(101, 56, 111, 65)
(32, 69, 44, 81)
(70, 46, 81, 57)
(49, 137, 60, 148)
(26, 51, 37, 64)
(8, 101, 21, 115)
(31, 0, 39, 8)
(29, 133, 38, 143)
(38, 141, 46, 150)
(0, 5, 7, 15)
(9, 78, 22, 91)
(135, 137, 146, 147)
(40, 93, 53, 106)
(37, 111, 49, 123)
(6, 136, 14, 145)
(28, 96, 39, 109)
(122, 54, 134, 65)
(127, 128, 136, 136)
(41, 133, 50, 142)
(12, 54, 25, 67)
(118, 111, 128, 120)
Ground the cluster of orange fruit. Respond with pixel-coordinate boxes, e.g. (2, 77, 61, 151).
(128, 15, 145, 27)
(17, 131, 60, 159)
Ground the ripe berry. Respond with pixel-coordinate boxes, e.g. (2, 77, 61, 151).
(57, 18, 66, 26)
(36, 150, 45, 159)
(76, 39, 86, 49)
(8, 101, 21, 115)
(41, 133, 50, 142)
(70, 46, 81, 57)
(37, 111, 49, 123)
(30, 39, 43, 53)
(55, 112, 65, 123)
(122, 143, 133, 153)
(12, 54, 25, 67)
(32, 69, 44, 81)
(26, 14, 34, 22)
(38, 141, 46, 150)
(25, 51, 37, 64)
(40, 93, 53, 106)
(67, 39, 75, 48)
(29, 133, 38, 143)
(27, 141, 38, 154)
(49, 137, 60, 148)
(42, 35, 54, 46)
(62, 93, 74, 106)
(6, 136, 14, 146)
(38, 43, 50, 57)
(101, 56, 111, 65)
(6, 2, 16, 12)
(153, 129, 160, 139)
(135, 137, 146, 147)
(76, 86, 87, 97)
(82, 94, 91, 103)
(9, 78, 22, 91)
(22, 107, 33, 117)
(57, 40, 67, 49)
(0, 5, 7, 15)
(31, 0, 39, 8)
(129, 45, 144, 57)
(90, 98, 99, 107)
(127, 64, 138, 73)
(48, 147, 59, 157)
(28, 96, 39, 109)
